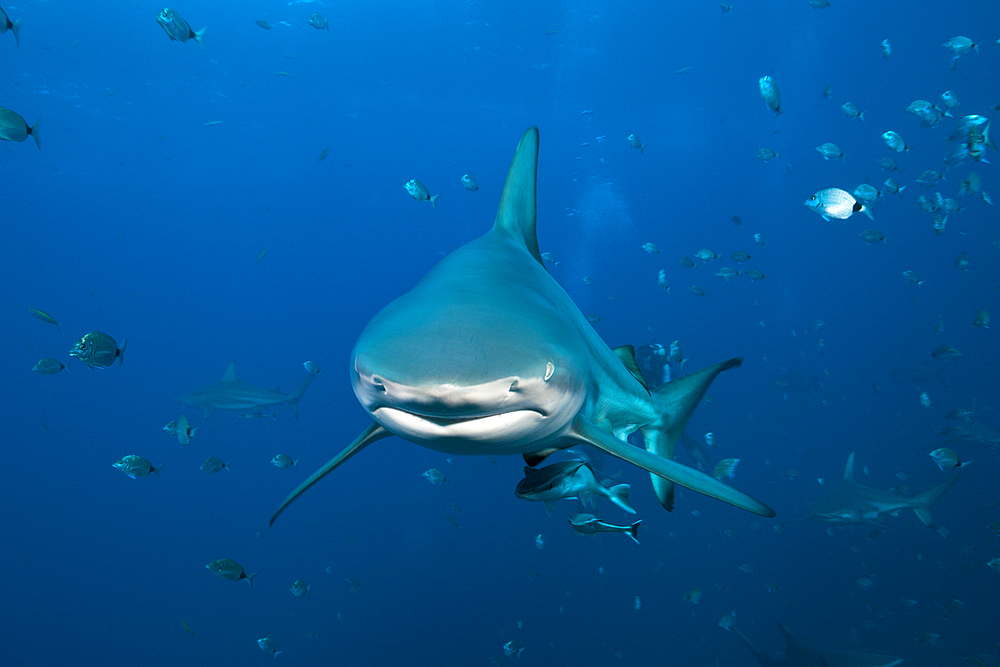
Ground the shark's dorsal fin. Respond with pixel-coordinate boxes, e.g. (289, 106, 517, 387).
(777, 624, 808, 658)
(222, 361, 239, 383)
(492, 126, 543, 266)
(612, 345, 650, 394)
(844, 451, 856, 483)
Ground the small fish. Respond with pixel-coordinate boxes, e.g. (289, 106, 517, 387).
(841, 102, 866, 121)
(916, 170, 944, 188)
(822, 82, 832, 98)
(730, 250, 752, 263)
(759, 76, 782, 116)
(815, 143, 846, 160)
(290, 579, 311, 597)
(207, 558, 257, 586)
(657, 269, 669, 291)
(941, 90, 960, 111)
(716, 267, 739, 281)
(422, 468, 447, 484)
(200, 457, 229, 474)
(754, 233, 765, 247)
(163, 414, 197, 446)
(156, 8, 205, 45)
(883, 178, 905, 197)
(755, 148, 779, 162)
(503, 640, 525, 660)
(0, 106, 41, 149)
(875, 156, 899, 171)
(308, 12, 329, 30)
(942, 36, 977, 56)
(345, 576, 362, 593)
(113, 455, 160, 479)
(515, 460, 635, 515)
(585, 314, 602, 323)
(704, 432, 716, 448)
(957, 172, 981, 196)
(719, 614, 735, 631)
(461, 174, 479, 191)
(743, 268, 767, 281)
(920, 391, 932, 408)
(69, 332, 126, 369)
(881, 38, 891, 58)
(930, 345, 961, 360)
(568, 513, 641, 544)
(712, 458, 740, 480)
(404, 179, 439, 207)
(303, 360, 321, 375)
(688, 285, 705, 296)
(929, 448, 968, 471)
(731, 215, 743, 226)
(804, 188, 874, 221)
(852, 184, 880, 204)
(582, 276, 594, 286)
(954, 251, 970, 271)
(720, 2, 734, 12)
(694, 248, 719, 262)
(642, 242, 660, 254)
(255, 20, 271, 30)
(679, 256, 695, 268)
(534, 534, 544, 550)
(973, 310, 990, 328)
(882, 130, 910, 152)
(859, 229, 886, 245)
(316, 148, 329, 161)
(901, 270, 923, 285)
(32, 358, 66, 375)
(28, 308, 60, 329)
(271, 454, 299, 469)
(684, 588, 703, 604)
(255, 247, 269, 263)
(0, 5, 22, 46)
(627, 134, 644, 154)
(257, 636, 282, 659)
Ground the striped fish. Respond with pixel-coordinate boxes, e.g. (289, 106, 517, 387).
(69, 332, 127, 368)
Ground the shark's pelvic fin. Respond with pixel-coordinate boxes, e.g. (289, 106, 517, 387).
(491, 127, 542, 266)
(269, 422, 391, 526)
(571, 414, 775, 517)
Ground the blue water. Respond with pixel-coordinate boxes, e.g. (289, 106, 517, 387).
(3, 1, 999, 665)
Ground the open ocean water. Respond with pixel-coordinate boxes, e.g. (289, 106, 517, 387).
(3, 1, 999, 665)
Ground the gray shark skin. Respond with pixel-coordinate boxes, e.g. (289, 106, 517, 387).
(810, 451, 960, 531)
(176, 361, 317, 419)
(736, 623, 904, 667)
(270, 127, 774, 526)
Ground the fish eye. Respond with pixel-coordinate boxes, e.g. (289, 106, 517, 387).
(543, 361, 554, 382)
(808, 195, 816, 201)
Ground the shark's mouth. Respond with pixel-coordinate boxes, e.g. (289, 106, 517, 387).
(370, 405, 550, 452)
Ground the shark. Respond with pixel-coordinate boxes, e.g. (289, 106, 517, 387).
(176, 361, 318, 419)
(810, 451, 960, 531)
(736, 623, 904, 667)
(270, 127, 774, 526)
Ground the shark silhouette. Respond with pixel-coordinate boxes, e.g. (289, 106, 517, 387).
(176, 361, 318, 419)
(736, 623, 904, 667)
(810, 451, 960, 531)
(270, 127, 774, 525)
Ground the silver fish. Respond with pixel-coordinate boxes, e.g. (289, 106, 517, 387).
(881, 38, 891, 58)
(461, 174, 479, 191)
(164, 414, 197, 445)
(815, 142, 846, 160)
(568, 513, 641, 544)
(200, 457, 229, 474)
(642, 242, 660, 254)
(308, 12, 329, 30)
(882, 130, 910, 152)
(422, 468, 447, 484)
(271, 454, 299, 469)
(69, 332, 126, 368)
(290, 579, 311, 597)
(32, 358, 66, 375)
(883, 178, 905, 197)
(694, 248, 719, 262)
(257, 637, 281, 659)
(515, 460, 635, 515)
(113, 455, 159, 479)
(156, 8, 205, 45)
(404, 179, 439, 207)
(0, 6, 22, 46)
(755, 148, 779, 162)
(759, 76, 782, 116)
(627, 134, 644, 153)
(0, 106, 40, 149)
(206, 558, 257, 585)
(805, 188, 873, 221)
(841, 102, 866, 121)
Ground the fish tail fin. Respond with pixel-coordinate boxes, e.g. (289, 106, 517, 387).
(862, 205, 876, 221)
(292, 459, 299, 469)
(273, 651, 283, 659)
(430, 194, 440, 208)
(911, 473, 961, 528)
(607, 484, 635, 514)
(626, 520, 641, 544)
(117, 336, 127, 367)
(246, 571, 259, 587)
(194, 27, 206, 47)
(645, 358, 743, 510)
(860, 110, 867, 121)
(29, 117, 40, 149)
(153, 463, 162, 478)
(11, 18, 21, 46)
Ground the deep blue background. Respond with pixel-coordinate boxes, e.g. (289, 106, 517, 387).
(3, 1, 999, 665)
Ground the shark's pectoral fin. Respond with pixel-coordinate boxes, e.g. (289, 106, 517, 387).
(269, 422, 391, 526)
(571, 415, 775, 517)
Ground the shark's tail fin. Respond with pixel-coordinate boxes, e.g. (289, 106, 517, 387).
(643, 358, 743, 510)
(911, 473, 961, 529)
(288, 369, 319, 420)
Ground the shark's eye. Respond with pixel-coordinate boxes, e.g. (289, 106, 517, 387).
(544, 361, 554, 382)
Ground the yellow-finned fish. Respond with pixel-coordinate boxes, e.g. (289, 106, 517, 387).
(156, 8, 205, 45)
(0, 5, 22, 46)
(0, 106, 40, 149)
(28, 308, 60, 329)
(69, 332, 127, 368)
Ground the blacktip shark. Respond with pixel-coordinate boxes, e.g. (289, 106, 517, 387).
(270, 127, 774, 526)
(176, 361, 318, 419)
(810, 451, 960, 532)
(736, 623, 904, 667)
